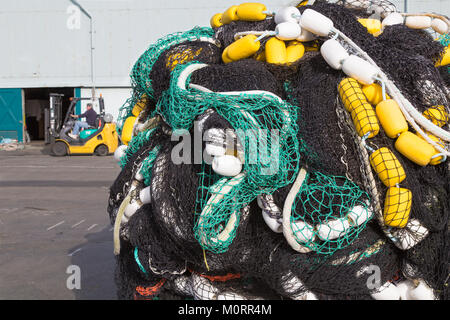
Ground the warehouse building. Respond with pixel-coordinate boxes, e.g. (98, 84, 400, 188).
(0, 0, 448, 143)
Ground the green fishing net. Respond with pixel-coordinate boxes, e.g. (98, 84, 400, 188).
(140, 147, 161, 187)
(109, 1, 449, 300)
(120, 128, 157, 168)
(156, 61, 303, 253)
(290, 171, 372, 255)
(116, 27, 216, 135)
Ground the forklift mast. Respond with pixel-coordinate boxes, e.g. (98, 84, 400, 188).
(47, 94, 105, 144)
(99, 95, 105, 116)
(47, 93, 64, 143)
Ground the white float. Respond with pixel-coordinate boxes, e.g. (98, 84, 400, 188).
(395, 280, 415, 300)
(114, 144, 128, 162)
(172, 275, 194, 297)
(212, 155, 243, 177)
(281, 272, 318, 300)
(431, 18, 448, 34)
(139, 186, 152, 205)
(320, 39, 349, 70)
(262, 210, 282, 233)
(342, 55, 379, 85)
(204, 128, 227, 156)
(407, 280, 435, 300)
(348, 204, 373, 227)
(300, 9, 334, 37)
(296, 28, 317, 42)
(396, 218, 429, 250)
(217, 292, 248, 300)
(405, 16, 432, 29)
(317, 218, 350, 241)
(291, 220, 315, 243)
(370, 282, 401, 300)
(381, 12, 404, 28)
(205, 143, 226, 157)
(274, 6, 301, 24)
(367, 4, 385, 18)
(191, 273, 219, 300)
(122, 200, 141, 224)
(275, 21, 302, 41)
(134, 163, 144, 181)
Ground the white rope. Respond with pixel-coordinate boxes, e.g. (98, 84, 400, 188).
(197, 174, 246, 246)
(113, 193, 132, 255)
(336, 30, 450, 156)
(233, 30, 268, 41)
(282, 168, 311, 253)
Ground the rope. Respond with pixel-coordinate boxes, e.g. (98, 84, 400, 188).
(336, 29, 450, 153)
(282, 168, 310, 253)
(113, 193, 132, 255)
(159, 61, 301, 253)
(135, 279, 167, 297)
(195, 271, 241, 282)
(134, 247, 149, 276)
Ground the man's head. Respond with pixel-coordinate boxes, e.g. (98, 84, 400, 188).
(86, 103, 93, 110)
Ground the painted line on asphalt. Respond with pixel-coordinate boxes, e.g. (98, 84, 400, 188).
(71, 219, 86, 228)
(0, 208, 19, 213)
(68, 248, 83, 257)
(87, 224, 98, 231)
(47, 220, 65, 231)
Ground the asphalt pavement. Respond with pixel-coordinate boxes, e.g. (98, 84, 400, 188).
(0, 143, 121, 299)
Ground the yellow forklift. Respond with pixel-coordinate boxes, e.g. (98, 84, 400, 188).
(48, 94, 118, 156)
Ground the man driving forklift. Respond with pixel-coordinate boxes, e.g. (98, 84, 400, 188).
(68, 103, 98, 139)
(49, 94, 118, 156)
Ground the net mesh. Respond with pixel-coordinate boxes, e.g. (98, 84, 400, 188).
(157, 61, 302, 253)
(108, 0, 450, 300)
(289, 171, 371, 255)
(116, 27, 218, 135)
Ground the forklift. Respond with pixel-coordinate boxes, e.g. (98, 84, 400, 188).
(48, 93, 119, 156)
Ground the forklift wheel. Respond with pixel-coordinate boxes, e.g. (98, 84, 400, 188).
(95, 144, 109, 156)
(52, 141, 68, 157)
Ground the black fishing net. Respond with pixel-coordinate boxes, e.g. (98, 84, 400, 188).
(150, 41, 223, 103)
(108, 0, 450, 300)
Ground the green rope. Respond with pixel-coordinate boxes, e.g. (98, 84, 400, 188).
(134, 247, 148, 277)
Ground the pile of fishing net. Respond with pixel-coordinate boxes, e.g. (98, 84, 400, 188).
(108, 0, 450, 300)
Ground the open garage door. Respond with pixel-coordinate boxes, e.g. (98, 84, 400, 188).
(0, 88, 23, 142)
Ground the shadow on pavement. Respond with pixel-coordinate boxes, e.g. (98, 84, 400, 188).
(40, 144, 52, 155)
(68, 225, 117, 300)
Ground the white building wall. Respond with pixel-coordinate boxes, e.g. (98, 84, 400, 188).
(0, 0, 448, 89)
(0, 0, 288, 89)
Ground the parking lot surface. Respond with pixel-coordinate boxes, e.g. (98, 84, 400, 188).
(0, 145, 121, 299)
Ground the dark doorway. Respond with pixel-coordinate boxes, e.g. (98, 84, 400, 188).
(23, 88, 75, 141)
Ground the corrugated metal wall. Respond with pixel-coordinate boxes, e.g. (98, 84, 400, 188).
(0, 0, 288, 88)
(0, 0, 448, 89)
